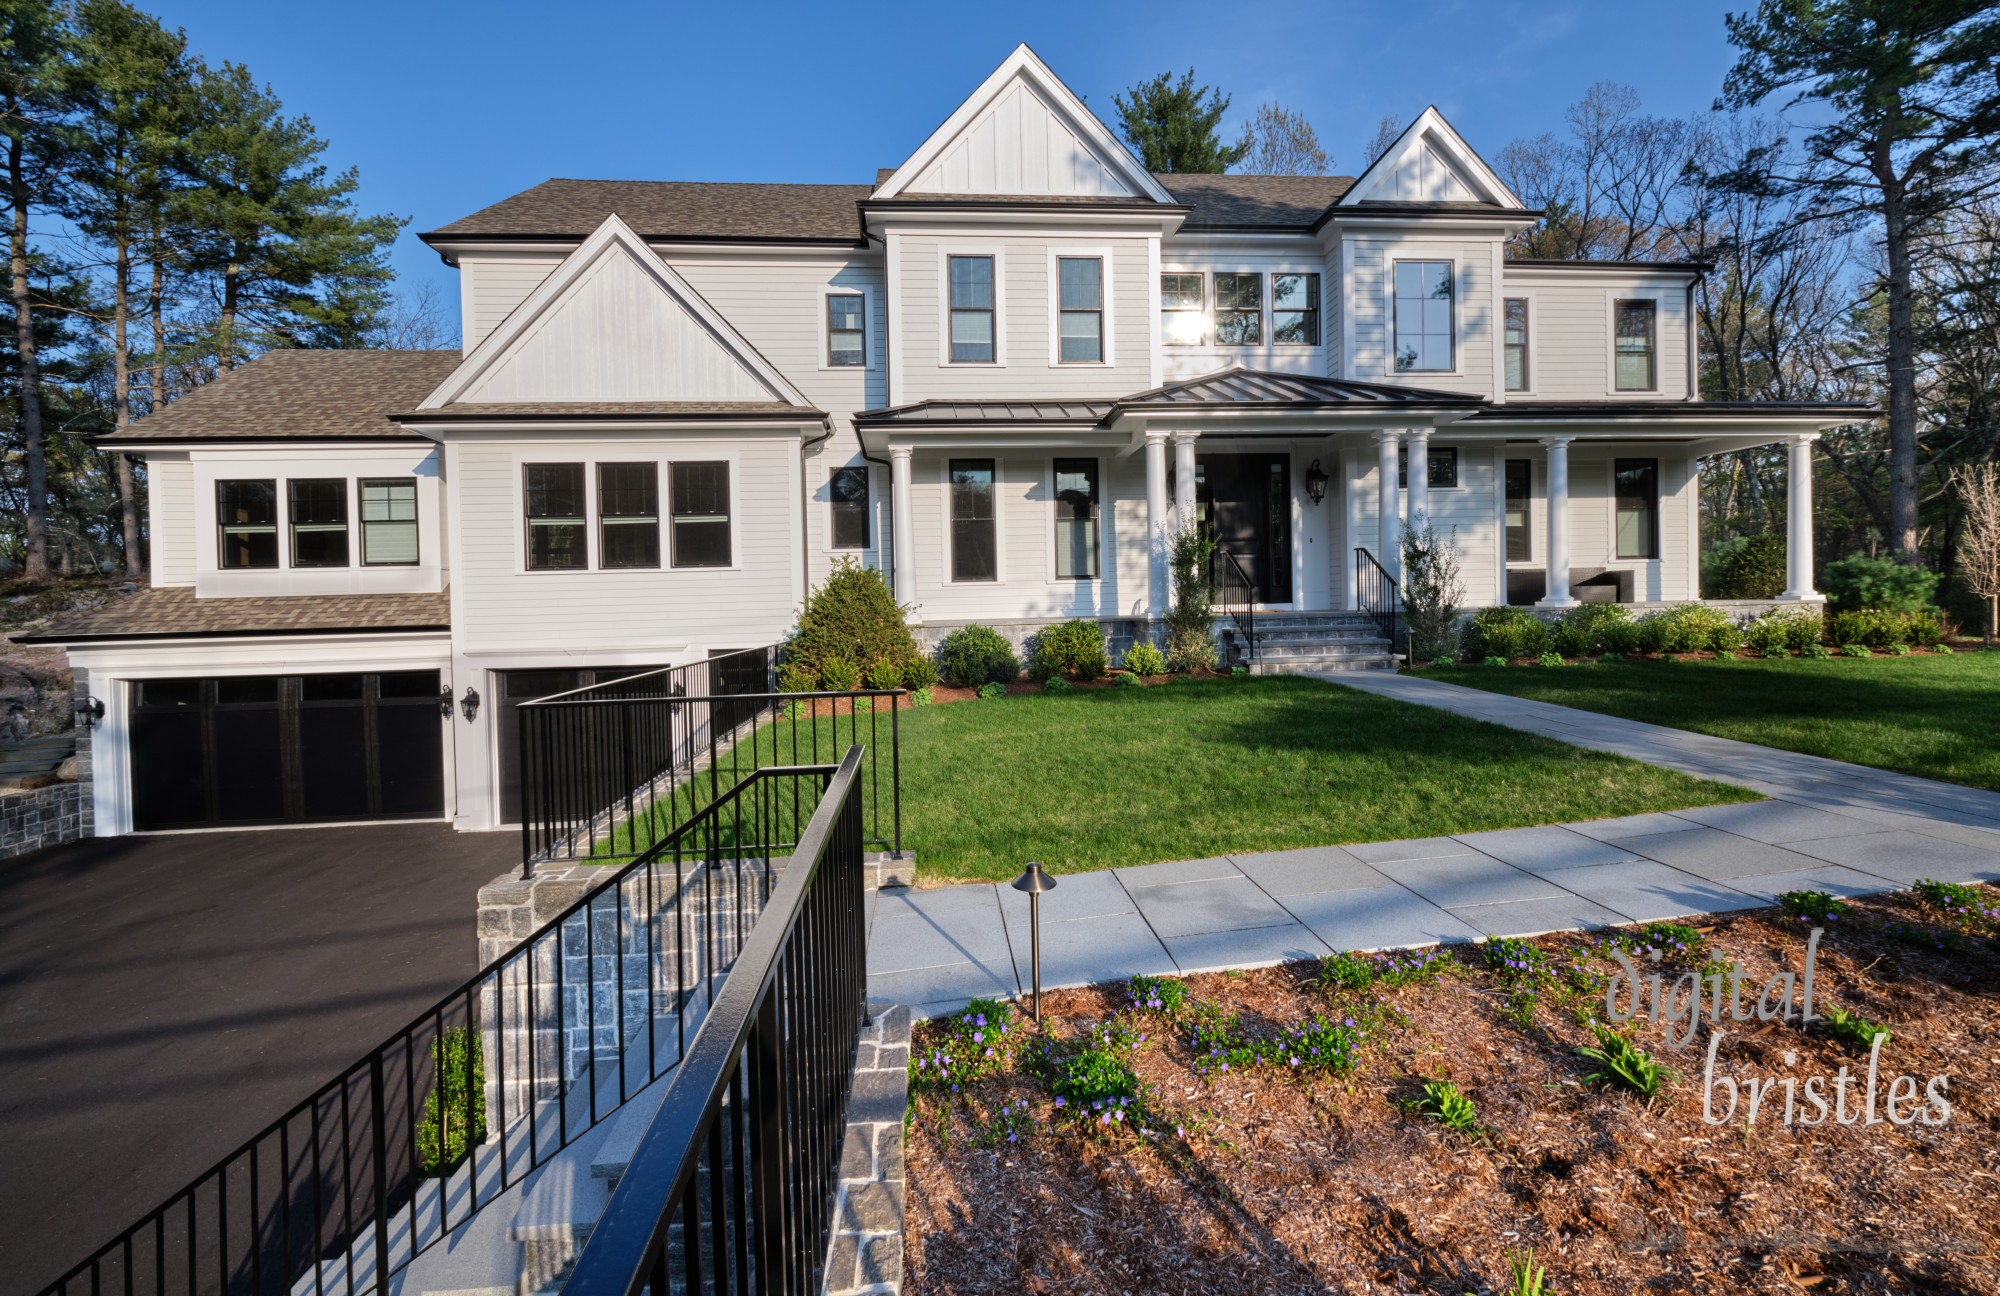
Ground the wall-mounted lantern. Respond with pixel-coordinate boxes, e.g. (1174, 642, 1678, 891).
(437, 687, 454, 719)
(73, 696, 105, 729)
(1305, 459, 1329, 506)
(459, 686, 481, 723)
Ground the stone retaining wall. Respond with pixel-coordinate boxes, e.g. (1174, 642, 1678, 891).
(823, 1003, 911, 1296)
(0, 782, 86, 858)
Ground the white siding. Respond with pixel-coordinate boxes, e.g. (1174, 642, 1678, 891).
(1341, 233, 1500, 395)
(906, 78, 1136, 198)
(1500, 270, 1693, 401)
(145, 452, 194, 587)
(1567, 450, 1699, 601)
(462, 257, 560, 348)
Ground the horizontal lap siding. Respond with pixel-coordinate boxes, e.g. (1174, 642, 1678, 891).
(1345, 236, 1496, 395)
(1344, 441, 1502, 609)
(1568, 451, 1698, 601)
(1502, 272, 1691, 401)
(464, 258, 561, 348)
(146, 455, 195, 586)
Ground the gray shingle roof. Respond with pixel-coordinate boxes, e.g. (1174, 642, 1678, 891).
(103, 350, 460, 444)
(425, 179, 873, 242)
(399, 401, 824, 421)
(1154, 173, 1357, 226)
(14, 587, 452, 643)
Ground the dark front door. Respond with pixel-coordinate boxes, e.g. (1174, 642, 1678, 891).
(1198, 453, 1293, 603)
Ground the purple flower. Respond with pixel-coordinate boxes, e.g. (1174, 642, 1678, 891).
(1054, 1096, 1065, 1107)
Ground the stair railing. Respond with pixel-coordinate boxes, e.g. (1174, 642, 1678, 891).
(1217, 548, 1259, 667)
(1354, 547, 1400, 657)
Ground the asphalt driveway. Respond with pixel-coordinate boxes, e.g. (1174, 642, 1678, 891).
(0, 822, 519, 1296)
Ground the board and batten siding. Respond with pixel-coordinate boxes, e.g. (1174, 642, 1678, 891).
(145, 452, 195, 586)
(1341, 234, 1499, 396)
(1498, 270, 1693, 401)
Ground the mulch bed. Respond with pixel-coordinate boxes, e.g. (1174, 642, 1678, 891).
(903, 886, 2000, 1295)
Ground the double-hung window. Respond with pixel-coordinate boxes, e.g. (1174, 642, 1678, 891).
(288, 479, 349, 568)
(1393, 261, 1454, 371)
(1053, 458, 1098, 580)
(669, 462, 731, 568)
(947, 255, 995, 363)
(829, 465, 869, 550)
(1160, 273, 1204, 345)
(826, 292, 865, 366)
(597, 463, 661, 568)
(1615, 459, 1660, 560)
(1504, 298, 1530, 391)
(1614, 299, 1657, 391)
(948, 459, 997, 582)
(1272, 273, 1320, 345)
(360, 479, 419, 566)
(1056, 257, 1103, 363)
(524, 463, 587, 570)
(217, 480, 279, 569)
(1213, 272, 1263, 345)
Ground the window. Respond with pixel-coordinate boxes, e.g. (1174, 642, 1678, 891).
(1160, 272, 1204, 345)
(1614, 459, 1660, 560)
(1504, 298, 1530, 391)
(1505, 460, 1532, 561)
(1214, 272, 1263, 345)
(1056, 257, 1103, 363)
(287, 479, 348, 568)
(1398, 445, 1459, 489)
(829, 466, 870, 550)
(670, 461, 731, 567)
(948, 459, 996, 582)
(597, 463, 660, 569)
(947, 255, 995, 363)
(1053, 459, 1098, 580)
(1614, 300, 1657, 391)
(524, 463, 587, 570)
(1272, 273, 1320, 345)
(826, 292, 865, 367)
(217, 480, 278, 569)
(1393, 261, 1454, 371)
(360, 479, 419, 566)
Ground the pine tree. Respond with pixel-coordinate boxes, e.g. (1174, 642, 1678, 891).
(1114, 70, 1247, 174)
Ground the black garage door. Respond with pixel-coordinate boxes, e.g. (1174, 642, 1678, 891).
(130, 671, 445, 831)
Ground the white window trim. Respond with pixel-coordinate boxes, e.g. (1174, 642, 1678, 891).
(1500, 290, 1537, 398)
(1158, 268, 1207, 348)
(1606, 453, 1666, 564)
(1209, 268, 1270, 349)
(1269, 270, 1324, 348)
(937, 245, 1007, 367)
(939, 455, 1005, 585)
(1046, 246, 1115, 368)
(1044, 456, 1104, 584)
(1398, 444, 1469, 493)
(817, 283, 874, 372)
(1605, 290, 1667, 397)
(824, 462, 874, 553)
(209, 475, 373, 573)
(1501, 454, 1541, 568)
(1385, 256, 1462, 378)
(511, 451, 741, 575)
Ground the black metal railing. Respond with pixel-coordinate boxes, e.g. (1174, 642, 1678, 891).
(1217, 548, 1259, 667)
(516, 653, 901, 874)
(1355, 547, 1400, 655)
(562, 746, 869, 1296)
(35, 763, 849, 1296)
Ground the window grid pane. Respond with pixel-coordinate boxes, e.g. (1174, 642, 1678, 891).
(827, 293, 865, 366)
(1214, 272, 1263, 346)
(1053, 458, 1098, 580)
(949, 459, 996, 583)
(1272, 273, 1319, 345)
(670, 461, 731, 568)
(1160, 272, 1205, 346)
(360, 478, 419, 566)
(1614, 459, 1660, 559)
(218, 479, 279, 570)
(948, 256, 996, 363)
(1393, 260, 1454, 372)
(524, 463, 586, 570)
(1614, 301, 1656, 391)
(829, 466, 869, 550)
(288, 479, 349, 568)
(598, 463, 660, 569)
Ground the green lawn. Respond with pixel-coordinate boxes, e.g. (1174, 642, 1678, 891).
(893, 676, 1754, 882)
(1423, 651, 2000, 794)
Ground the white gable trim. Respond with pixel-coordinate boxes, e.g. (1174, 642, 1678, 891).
(418, 214, 812, 410)
(1339, 107, 1524, 210)
(874, 44, 1173, 204)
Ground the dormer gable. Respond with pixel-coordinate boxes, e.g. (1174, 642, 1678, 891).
(1340, 107, 1524, 208)
(418, 215, 811, 409)
(874, 45, 1173, 203)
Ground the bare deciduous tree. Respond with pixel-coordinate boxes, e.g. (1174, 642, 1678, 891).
(1363, 114, 1401, 167)
(369, 280, 459, 351)
(1232, 103, 1329, 175)
(1950, 462, 2000, 644)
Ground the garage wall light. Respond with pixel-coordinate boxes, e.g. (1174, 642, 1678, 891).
(73, 695, 105, 729)
(460, 686, 481, 723)
(437, 687, 454, 718)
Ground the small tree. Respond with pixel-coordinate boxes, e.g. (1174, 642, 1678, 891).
(1953, 462, 2000, 645)
(1233, 103, 1329, 175)
(784, 559, 920, 689)
(1163, 523, 1217, 672)
(1399, 524, 1465, 663)
(1114, 70, 1248, 174)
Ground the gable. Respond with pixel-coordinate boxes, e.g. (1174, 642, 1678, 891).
(1375, 143, 1480, 203)
(1341, 107, 1523, 209)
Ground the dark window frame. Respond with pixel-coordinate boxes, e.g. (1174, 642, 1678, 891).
(669, 460, 733, 569)
(1213, 271, 1264, 346)
(523, 462, 588, 571)
(1055, 256, 1104, 364)
(826, 291, 866, 367)
(1160, 272, 1205, 346)
(947, 254, 997, 364)
(1392, 259, 1455, 372)
(1052, 457, 1099, 581)
(217, 479, 279, 570)
(287, 478, 350, 569)
(1397, 445, 1460, 490)
(1503, 297, 1530, 392)
(1614, 299, 1658, 392)
(1505, 459, 1532, 562)
(1271, 272, 1320, 346)
(948, 458, 998, 583)
(359, 477, 419, 567)
(597, 462, 662, 570)
(829, 465, 870, 551)
(1614, 458, 1661, 560)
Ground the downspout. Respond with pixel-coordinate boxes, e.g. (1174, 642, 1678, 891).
(1685, 279, 1699, 401)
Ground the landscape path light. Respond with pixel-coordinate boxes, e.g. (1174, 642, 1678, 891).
(1011, 860, 1057, 1022)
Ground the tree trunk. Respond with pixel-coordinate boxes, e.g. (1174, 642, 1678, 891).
(147, 253, 167, 407)
(218, 258, 240, 373)
(7, 123, 49, 581)
(1877, 129, 1921, 564)
(112, 228, 144, 577)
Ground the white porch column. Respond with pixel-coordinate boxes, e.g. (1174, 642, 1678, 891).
(1374, 430, 1402, 580)
(889, 446, 917, 612)
(1538, 434, 1577, 608)
(1781, 433, 1820, 601)
(1172, 431, 1199, 528)
(1145, 432, 1171, 618)
(1405, 427, 1431, 534)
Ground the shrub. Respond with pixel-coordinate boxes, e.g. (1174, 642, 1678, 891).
(1635, 603, 1734, 653)
(900, 655, 938, 690)
(777, 664, 817, 694)
(1482, 654, 1507, 668)
(1601, 651, 1625, 663)
(1887, 642, 1912, 655)
(1778, 889, 1849, 924)
(785, 559, 919, 689)
(418, 1027, 486, 1177)
(1936, 642, 1957, 655)
(864, 661, 904, 691)
(1400, 524, 1465, 661)
(1822, 554, 1940, 613)
(1123, 641, 1167, 676)
(1028, 619, 1108, 681)
(911, 999, 1017, 1097)
(1552, 603, 1634, 657)
(1460, 605, 1549, 661)
(937, 624, 1019, 687)
(908, 686, 933, 706)
(1164, 524, 1218, 672)
(819, 656, 859, 691)
(1802, 641, 1833, 658)
(976, 681, 1006, 699)
(1536, 651, 1564, 667)
(1113, 671, 1139, 687)
(1826, 608, 1944, 649)
(1706, 532, 1789, 600)
(1042, 1022, 1147, 1132)
(1231, 664, 1249, 679)
(1841, 642, 1872, 659)
(1745, 606, 1821, 655)
(1043, 676, 1072, 693)
(1710, 621, 1745, 653)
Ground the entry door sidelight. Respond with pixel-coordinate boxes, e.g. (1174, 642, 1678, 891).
(1198, 454, 1293, 604)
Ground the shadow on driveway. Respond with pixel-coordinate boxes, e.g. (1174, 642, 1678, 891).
(0, 821, 519, 1296)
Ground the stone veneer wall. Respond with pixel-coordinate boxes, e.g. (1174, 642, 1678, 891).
(822, 1003, 911, 1296)
(0, 782, 87, 858)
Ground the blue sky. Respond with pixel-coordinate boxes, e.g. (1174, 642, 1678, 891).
(149, 0, 1755, 320)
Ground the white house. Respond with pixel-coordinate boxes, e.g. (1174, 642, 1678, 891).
(27, 45, 1865, 840)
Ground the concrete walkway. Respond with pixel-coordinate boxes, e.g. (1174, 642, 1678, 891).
(866, 674, 2000, 1018)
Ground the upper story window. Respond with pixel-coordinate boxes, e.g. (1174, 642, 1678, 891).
(1393, 261, 1454, 372)
(829, 466, 870, 550)
(598, 463, 661, 569)
(1614, 299, 1657, 391)
(524, 463, 587, 570)
(1214, 272, 1263, 345)
(217, 480, 278, 569)
(670, 462, 732, 568)
(1504, 298, 1530, 391)
(826, 292, 865, 367)
(1056, 257, 1103, 363)
(288, 479, 349, 568)
(1160, 273, 1204, 345)
(947, 255, 995, 363)
(1272, 273, 1320, 345)
(1053, 458, 1098, 580)
(360, 479, 419, 566)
